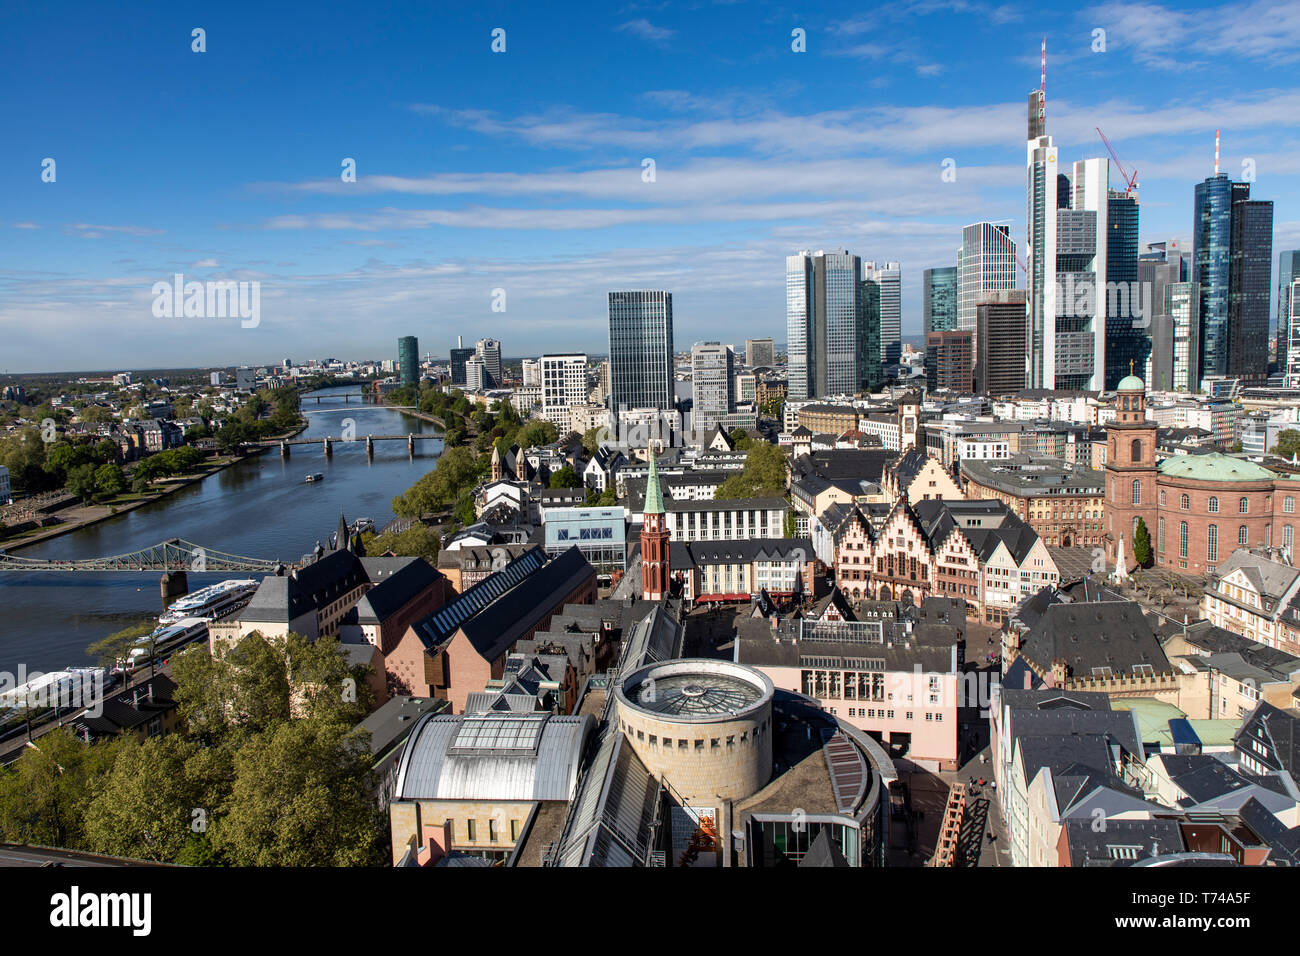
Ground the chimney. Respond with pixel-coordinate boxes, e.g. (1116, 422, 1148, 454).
(132, 690, 139, 707)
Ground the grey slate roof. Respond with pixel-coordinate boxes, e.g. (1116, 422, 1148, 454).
(241, 548, 367, 624)
(1018, 601, 1173, 680)
(353, 557, 442, 624)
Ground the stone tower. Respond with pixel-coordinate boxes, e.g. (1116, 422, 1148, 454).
(1104, 370, 1158, 570)
(640, 452, 671, 600)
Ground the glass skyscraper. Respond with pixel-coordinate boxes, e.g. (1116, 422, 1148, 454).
(608, 290, 675, 411)
(864, 261, 901, 364)
(957, 222, 1018, 352)
(1194, 174, 1273, 385)
(1193, 174, 1241, 383)
(1279, 251, 1300, 386)
(397, 335, 419, 385)
(923, 266, 957, 334)
(1104, 190, 1144, 389)
(1230, 196, 1273, 382)
(786, 250, 881, 399)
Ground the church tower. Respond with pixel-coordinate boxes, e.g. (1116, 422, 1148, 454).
(640, 453, 671, 600)
(1104, 369, 1158, 571)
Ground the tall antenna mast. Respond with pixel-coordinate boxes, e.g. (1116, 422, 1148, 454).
(1039, 37, 1046, 129)
(1214, 129, 1220, 176)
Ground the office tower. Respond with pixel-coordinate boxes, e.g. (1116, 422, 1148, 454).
(1027, 67, 1108, 393)
(690, 342, 734, 430)
(786, 250, 883, 400)
(858, 276, 882, 392)
(745, 338, 775, 369)
(449, 346, 475, 386)
(735, 372, 756, 405)
(864, 261, 901, 364)
(1104, 189, 1144, 389)
(923, 266, 958, 334)
(1230, 195, 1273, 383)
(475, 338, 502, 388)
(397, 335, 419, 385)
(1195, 160, 1274, 386)
(975, 291, 1028, 397)
(521, 358, 540, 387)
(1279, 252, 1300, 386)
(464, 355, 486, 391)
(1149, 282, 1200, 393)
(958, 222, 1018, 349)
(608, 290, 674, 411)
(539, 353, 588, 430)
(925, 330, 973, 392)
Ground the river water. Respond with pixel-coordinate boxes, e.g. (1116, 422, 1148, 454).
(0, 387, 442, 674)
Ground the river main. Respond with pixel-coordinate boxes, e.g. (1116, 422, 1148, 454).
(0, 387, 442, 674)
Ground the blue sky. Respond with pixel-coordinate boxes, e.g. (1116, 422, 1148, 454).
(3, 0, 1299, 372)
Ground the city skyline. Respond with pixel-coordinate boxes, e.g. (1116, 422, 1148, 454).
(4, 1, 1300, 372)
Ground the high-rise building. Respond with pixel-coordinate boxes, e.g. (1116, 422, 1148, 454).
(864, 261, 901, 364)
(464, 355, 486, 391)
(608, 291, 675, 412)
(1279, 252, 1300, 386)
(786, 250, 881, 400)
(1104, 189, 1144, 390)
(397, 336, 419, 385)
(521, 358, 540, 387)
(958, 222, 1018, 352)
(1194, 167, 1273, 386)
(1149, 282, 1200, 393)
(690, 342, 734, 430)
(745, 338, 775, 369)
(539, 353, 589, 431)
(925, 330, 973, 392)
(1024, 51, 1107, 392)
(975, 291, 1028, 397)
(449, 346, 475, 387)
(923, 266, 958, 334)
(1229, 195, 1273, 383)
(475, 338, 502, 388)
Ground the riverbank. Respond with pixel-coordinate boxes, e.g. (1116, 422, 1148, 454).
(1, 420, 309, 554)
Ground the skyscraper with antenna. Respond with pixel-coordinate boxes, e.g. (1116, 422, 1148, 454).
(1024, 38, 1108, 391)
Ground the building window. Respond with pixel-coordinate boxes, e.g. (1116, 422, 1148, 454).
(1179, 521, 1189, 558)
(1158, 517, 1165, 554)
(1181, 494, 1190, 510)
(1131, 479, 1141, 505)
(1239, 525, 1248, 547)
(1207, 524, 1218, 564)
(1285, 525, 1294, 551)
(1239, 497, 1249, 514)
(1131, 438, 1142, 461)
(466, 819, 476, 842)
(1208, 496, 1219, 513)
(1159, 489, 1166, 506)
(1286, 496, 1295, 513)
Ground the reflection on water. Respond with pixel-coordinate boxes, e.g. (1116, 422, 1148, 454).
(0, 387, 442, 673)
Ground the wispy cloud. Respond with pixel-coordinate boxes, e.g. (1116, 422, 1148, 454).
(617, 18, 675, 43)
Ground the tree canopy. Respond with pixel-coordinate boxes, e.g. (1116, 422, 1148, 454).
(714, 441, 788, 499)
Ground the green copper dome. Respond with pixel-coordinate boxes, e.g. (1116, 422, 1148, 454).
(1117, 374, 1145, 391)
(1157, 453, 1277, 482)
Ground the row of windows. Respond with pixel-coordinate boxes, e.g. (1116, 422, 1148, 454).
(1155, 488, 1277, 514)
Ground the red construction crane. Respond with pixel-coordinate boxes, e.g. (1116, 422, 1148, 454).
(1096, 127, 1138, 193)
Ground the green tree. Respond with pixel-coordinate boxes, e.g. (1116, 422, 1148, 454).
(86, 620, 154, 672)
(392, 445, 481, 517)
(1132, 517, 1153, 568)
(172, 635, 291, 745)
(82, 735, 230, 863)
(714, 441, 788, 499)
(66, 462, 99, 502)
(597, 487, 617, 506)
(515, 420, 558, 449)
(580, 426, 605, 455)
(94, 463, 127, 498)
(211, 720, 385, 867)
(549, 466, 582, 489)
(361, 524, 441, 562)
(0, 729, 123, 850)
(729, 428, 753, 451)
(1272, 429, 1300, 459)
